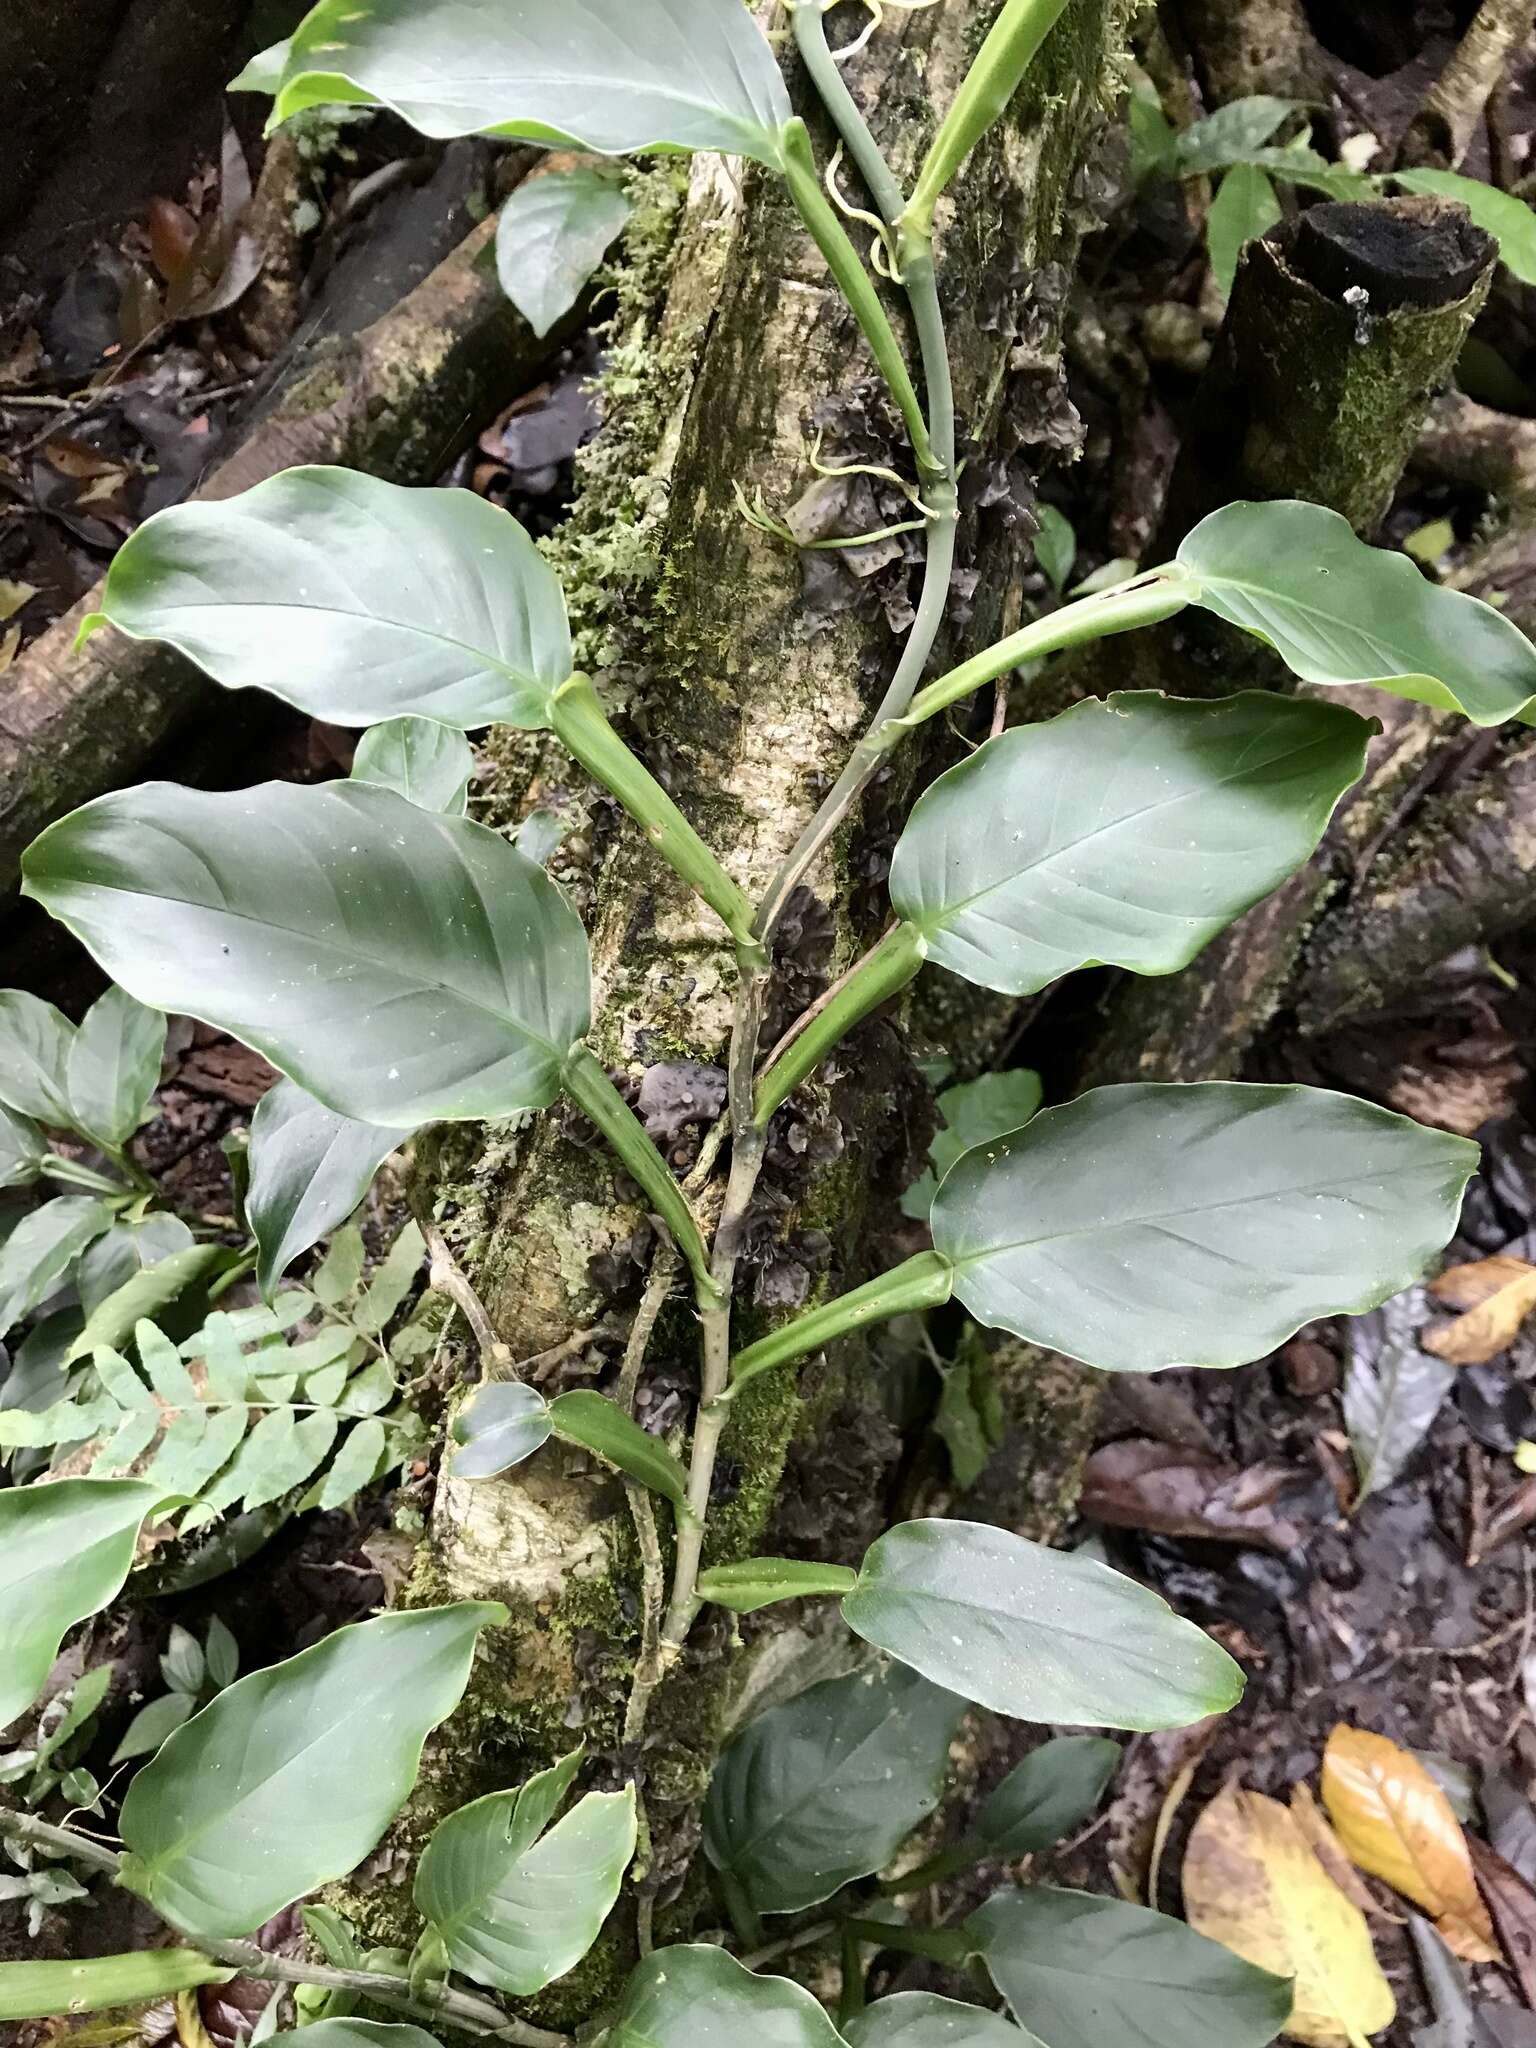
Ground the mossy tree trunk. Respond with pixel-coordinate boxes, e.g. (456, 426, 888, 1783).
(345, 1, 1129, 2026)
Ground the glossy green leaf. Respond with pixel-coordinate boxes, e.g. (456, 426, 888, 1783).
(111, 1687, 198, 1762)
(1207, 163, 1280, 300)
(0, 1102, 47, 1190)
(844, 1994, 1038, 2047)
(964, 1738, 1120, 1859)
(230, 37, 291, 93)
(66, 1244, 227, 1363)
(415, 1754, 636, 1995)
(609, 1945, 848, 2047)
(23, 779, 592, 1128)
(889, 694, 1369, 1001)
(0, 1949, 234, 2020)
(496, 168, 632, 338)
(352, 717, 473, 815)
(0, 1478, 166, 1727)
(247, 1079, 408, 1299)
(278, 2029, 443, 2048)
(451, 1381, 553, 1478)
(83, 468, 573, 730)
(1172, 95, 1297, 174)
(696, 1557, 860, 1614)
(547, 1389, 687, 1505)
(705, 1663, 965, 1915)
(1393, 168, 1536, 285)
(0, 990, 76, 1124)
(928, 1082, 1475, 1374)
(0, 1195, 114, 1329)
(66, 985, 166, 1147)
(269, 0, 795, 167)
(119, 1601, 505, 1937)
(841, 1520, 1242, 1730)
(1178, 500, 1536, 724)
(902, 1071, 1042, 1222)
(77, 1215, 196, 1318)
(967, 1888, 1291, 2048)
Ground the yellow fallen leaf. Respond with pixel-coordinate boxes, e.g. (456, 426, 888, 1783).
(1430, 1254, 1536, 1310)
(1184, 1784, 1395, 2047)
(0, 577, 35, 623)
(1423, 1258, 1536, 1364)
(1321, 1727, 1499, 1962)
(1289, 1783, 1397, 1920)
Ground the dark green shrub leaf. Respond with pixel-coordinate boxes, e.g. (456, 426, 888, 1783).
(83, 468, 573, 730)
(844, 1993, 1037, 2046)
(1393, 169, 1536, 285)
(77, 1216, 196, 1318)
(110, 1687, 198, 1763)
(0, 990, 76, 1125)
(351, 717, 474, 815)
(889, 694, 1369, 1000)
(609, 1946, 847, 2047)
(66, 985, 166, 1148)
(964, 1737, 1121, 1859)
(0, 1950, 234, 2021)
(414, 1751, 636, 1994)
(1178, 501, 1536, 723)
(841, 1520, 1242, 1729)
(0, 1196, 114, 1329)
(696, 1557, 860, 1614)
(1207, 164, 1280, 300)
(451, 1382, 553, 1479)
(547, 1388, 687, 1505)
(229, 38, 290, 93)
(277, 2029, 443, 2048)
(247, 1080, 409, 1300)
(902, 1070, 1042, 1222)
(1172, 95, 1298, 174)
(65, 1244, 228, 1363)
(23, 780, 592, 1127)
(268, 0, 794, 167)
(928, 1083, 1475, 1373)
(705, 1663, 965, 1915)
(119, 1601, 505, 1937)
(966, 1887, 1291, 2048)
(0, 1478, 167, 1726)
(0, 1101, 46, 1190)
(496, 169, 632, 337)
(1032, 505, 1075, 594)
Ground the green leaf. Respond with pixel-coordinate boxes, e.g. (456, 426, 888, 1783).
(696, 1558, 860, 1614)
(0, 1101, 46, 1190)
(1128, 85, 1177, 185)
(119, 1601, 505, 1938)
(66, 1244, 228, 1363)
(1178, 500, 1536, 724)
(0, 990, 76, 1125)
(268, 0, 795, 167)
(1393, 168, 1536, 285)
(547, 1389, 687, 1505)
(353, 1220, 425, 1335)
(964, 1738, 1120, 1859)
(352, 717, 474, 815)
(0, 1478, 166, 1726)
(966, 1888, 1292, 2048)
(704, 1663, 965, 1915)
(890, 694, 1369, 1003)
(415, 1756, 636, 1995)
(248, 1081, 407, 1300)
(230, 37, 291, 93)
(85, 467, 573, 730)
(929, 1081, 1474, 1374)
(23, 779, 593, 1128)
(844, 1994, 1038, 2047)
(0, 1196, 114, 1329)
(205, 1614, 239, 1690)
(278, 2029, 443, 2048)
(66, 985, 166, 1148)
(496, 168, 632, 338)
(77, 1215, 196, 1318)
(1173, 95, 1298, 174)
(902, 1070, 1042, 1223)
(609, 1946, 848, 2047)
(841, 1519, 1242, 1729)
(1206, 164, 1280, 300)
(315, 1416, 388, 1510)
(451, 1381, 553, 1478)
(111, 1687, 198, 1762)
(312, 1222, 366, 1306)
(1032, 505, 1075, 594)
(0, 1949, 234, 2021)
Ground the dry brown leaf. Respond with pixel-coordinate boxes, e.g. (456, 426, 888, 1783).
(1148, 1747, 1206, 1908)
(149, 196, 200, 284)
(1322, 1726, 1500, 1962)
(1184, 1784, 1396, 2047)
(1291, 1783, 1398, 1920)
(1424, 1259, 1536, 1365)
(1468, 1834, 1536, 2009)
(1431, 1255, 1536, 1311)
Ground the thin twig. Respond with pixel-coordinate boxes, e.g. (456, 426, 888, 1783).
(422, 1219, 512, 1369)
(620, 1243, 682, 1741)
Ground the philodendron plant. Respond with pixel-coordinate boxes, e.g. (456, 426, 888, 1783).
(0, 0, 1526, 2042)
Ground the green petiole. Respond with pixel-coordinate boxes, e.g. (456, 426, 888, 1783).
(724, 1249, 954, 1394)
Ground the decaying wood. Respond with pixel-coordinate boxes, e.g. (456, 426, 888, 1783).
(1159, 0, 1330, 105)
(1398, 0, 1536, 169)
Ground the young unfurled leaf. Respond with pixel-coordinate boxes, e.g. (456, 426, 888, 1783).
(547, 1389, 687, 1505)
(889, 693, 1370, 1001)
(0, 1196, 115, 1331)
(22, 780, 592, 1128)
(1178, 501, 1536, 724)
(929, 1083, 1475, 1374)
(704, 1664, 966, 1915)
(247, 1079, 409, 1300)
(351, 717, 474, 816)
(1392, 169, 1536, 286)
(609, 1945, 847, 2047)
(841, 1520, 1242, 1730)
(0, 1478, 167, 1727)
(1321, 1726, 1498, 1962)
(962, 1737, 1120, 1861)
(1423, 1256, 1536, 1365)
(267, 0, 795, 167)
(0, 989, 76, 1124)
(1207, 164, 1281, 300)
(496, 168, 632, 338)
(1343, 1292, 1456, 1504)
(119, 1602, 505, 1938)
(901, 1069, 1042, 1223)
(0, 1949, 234, 2022)
(450, 1382, 553, 1479)
(695, 1557, 860, 1614)
(82, 469, 573, 730)
(414, 1752, 635, 1995)
(967, 1887, 1292, 2048)
(1183, 1784, 1396, 2047)
(844, 1994, 1038, 2046)
(65, 985, 166, 1148)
